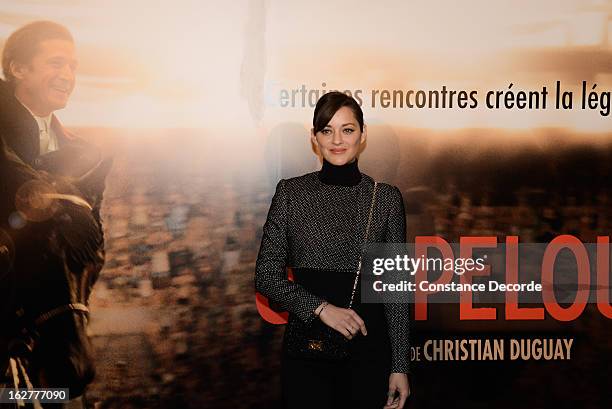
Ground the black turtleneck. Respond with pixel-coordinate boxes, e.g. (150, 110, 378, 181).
(318, 158, 362, 186)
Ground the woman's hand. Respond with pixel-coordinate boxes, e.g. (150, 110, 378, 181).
(318, 303, 367, 339)
(384, 373, 410, 409)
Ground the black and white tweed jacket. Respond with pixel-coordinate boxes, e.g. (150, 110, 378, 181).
(255, 171, 410, 373)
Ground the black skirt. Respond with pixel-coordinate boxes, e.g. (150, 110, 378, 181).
(281, 268, 392, 409)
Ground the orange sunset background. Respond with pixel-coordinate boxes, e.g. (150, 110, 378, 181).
(1, 1, 611, 408)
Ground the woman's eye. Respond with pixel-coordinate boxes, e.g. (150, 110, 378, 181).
(321, 129, 332, 135)
(343, 128, 354, 134)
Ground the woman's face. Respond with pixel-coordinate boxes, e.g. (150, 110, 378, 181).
(311, 106, 366, 166)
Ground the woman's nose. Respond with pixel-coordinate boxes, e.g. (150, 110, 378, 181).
(331, 130, 343, 144)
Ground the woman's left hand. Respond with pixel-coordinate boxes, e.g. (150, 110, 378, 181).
(383, 372, 410, 409)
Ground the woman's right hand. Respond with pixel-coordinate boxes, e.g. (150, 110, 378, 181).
(318, 304, 367, 339)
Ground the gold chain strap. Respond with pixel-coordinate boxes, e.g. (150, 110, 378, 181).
(348, 181, 378, 309)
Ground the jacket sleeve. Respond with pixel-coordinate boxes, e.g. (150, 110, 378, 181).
(255, 179, 325, 325)
(383, 185, 411, 374)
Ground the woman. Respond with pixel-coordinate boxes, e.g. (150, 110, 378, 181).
(255, 92, 410, 409)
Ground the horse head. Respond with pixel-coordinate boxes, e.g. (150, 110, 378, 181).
(0, 136, 110, 397)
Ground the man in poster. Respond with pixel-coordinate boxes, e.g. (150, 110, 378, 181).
(0, 20, 100, 177)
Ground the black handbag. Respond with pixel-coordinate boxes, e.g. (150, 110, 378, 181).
(283, 182, 379, 361)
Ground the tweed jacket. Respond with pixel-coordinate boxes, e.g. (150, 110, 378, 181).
(255, 171, 410, 373)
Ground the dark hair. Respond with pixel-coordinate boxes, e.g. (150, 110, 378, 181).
(313, 91, 364, 134)
(2, 20, 74, 83)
